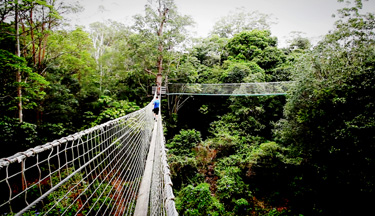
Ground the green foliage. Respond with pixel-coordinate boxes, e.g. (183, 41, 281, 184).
(176, 183, 225, 216)
(275, 2, 375, 214)
(167, 153, 201, 190)
(287, 36, 311, 52)
(0, 23, 16, 52)
(171, 55, 200, 83)
(221, 60, 265, 83)
(23, 167, 114, 215)
(88, 20, 153, 101)
(199, 104, 209, 114)
(254, 46, 286, 71)
(216, 166, 247, 202)
(223, 29, 287, 82)
(267, 52, 298, 82)
(0, 49, 49, 113)
(166, 129, 202, 156)
(238, 141, 302, 170)
(243, 62, 266, 82)
(192, 35, 228, 67)
(222, 61, 251, 83)
(233, 198, 250, 215)
(226, 30, 277, 62)
(209, 96, 286, 141)
(265, 209, 289, 216)
(131, 0, 194, 96)
(86, 96, 141, 127)
(0, 116, 38, 158)
(37, 123, 71, 143)
(42, 69, 80, 124)
(48, 27, 97, 92)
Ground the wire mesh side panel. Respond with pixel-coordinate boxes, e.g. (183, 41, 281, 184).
(160, 120, 178, 216)
(168, 82, 293, 96)
(0, 102, 154, 216)
(150, 117, 164, 216)
(150, 115, 178, 216)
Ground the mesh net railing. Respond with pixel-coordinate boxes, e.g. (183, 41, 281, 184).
(150, 115, 177, 216)
(167, 82, 293, 96)
(0, 99, 178, 216)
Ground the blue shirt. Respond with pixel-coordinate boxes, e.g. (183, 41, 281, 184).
(154, 99, 160, 108)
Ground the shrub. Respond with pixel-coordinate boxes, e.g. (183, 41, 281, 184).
(176, 183, 224, 216)
(166, 129, 202, 156)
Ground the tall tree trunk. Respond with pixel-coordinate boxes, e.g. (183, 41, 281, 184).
(21, 22, 27, 57)
(37, 23, 45, 67)
(41, 14, 53, 73)
(30, 7, 36, 65)
(15, 0, 23, 123)
(156, 5, 168, 92)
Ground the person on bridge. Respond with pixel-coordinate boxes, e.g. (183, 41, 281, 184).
(153, 96, 160, 121)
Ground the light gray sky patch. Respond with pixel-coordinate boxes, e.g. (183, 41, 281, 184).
(67, 0, 375, 47)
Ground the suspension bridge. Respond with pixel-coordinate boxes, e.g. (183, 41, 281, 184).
(167, 82, 292, 96)
(0, 82, 290, 216)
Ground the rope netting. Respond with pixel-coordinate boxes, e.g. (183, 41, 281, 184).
(0, 98, 178, 216)
(150, 114, 177, 216)
(167, 82, 292, 96)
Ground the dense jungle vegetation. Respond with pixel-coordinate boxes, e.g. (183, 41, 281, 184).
(1, 0, 374, 215)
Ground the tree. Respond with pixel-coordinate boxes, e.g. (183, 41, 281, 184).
(41, 27, 96, 128)
(176, 183, 224, 216)
(166, 129, 202, 156)
(210, 7, 276, 38)
(0, 49, 48, 156)
(132, 0, 194, 87)
(192, 35, 228, 67)
(221, 61, 265, 83)
(88, 20, 131, 94)
(18, 0, 81, 72)
(0, 49, 48, 115)
(0, 0, 31, 122)
(47, 27, 96, 84)
(226, 30, 278, 61)
(275, 1, 375, 214)
(225, 30, 286, 79)
(0, 0, 80, 122)
(286, 31, 311, 52)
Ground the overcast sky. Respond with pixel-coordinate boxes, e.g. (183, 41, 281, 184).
(67, 0, 375, 47)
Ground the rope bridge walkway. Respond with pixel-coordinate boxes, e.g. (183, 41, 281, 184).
(0, 97, 177, 216)
(167, 82, 293, 96)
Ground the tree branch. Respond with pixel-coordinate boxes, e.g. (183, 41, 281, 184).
(144, 68, 157, 76)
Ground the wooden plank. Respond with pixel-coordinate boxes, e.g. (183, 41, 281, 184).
(134, 121, 158, 216)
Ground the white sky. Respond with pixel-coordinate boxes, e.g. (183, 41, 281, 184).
(67, 0, 375, 47)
